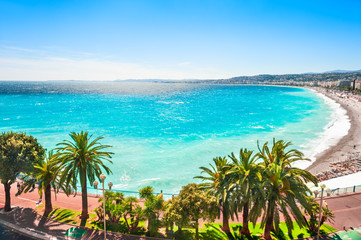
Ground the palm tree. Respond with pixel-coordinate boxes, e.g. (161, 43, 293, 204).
(21, 151, 70, 214)
(303, 196, 334, 235)
(257, 139, 318, 240)
(55, 131, 113, 220)
(227, 148, 264, 236)
(139, 186, 165, 237)
(195, 156, 234, 236)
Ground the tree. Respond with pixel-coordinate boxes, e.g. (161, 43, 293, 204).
(139, 186, 164, 237)
(175, 183, 218, 240)
(122, 196, 145, 234)
(195, 156, 234, 235)
(94, 191, 145, 234)
(55, 131, 113, 220)
(257, 139, 318, 240)
(139, 186, 154, 199)
(227, 148, 263, 236)
(0, 132, 45, 211)
(163, 199, 178, 238)
(163, 195, 189, 237)
(303, 196, 334, 235)
(20, 151, 70, 214)
(103, 191, 125, 225)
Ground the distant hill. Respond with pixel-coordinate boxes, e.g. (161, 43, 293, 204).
(117, 69, 361, 84)
(202, 70, 361, 84)
(323, 69, 361, 74)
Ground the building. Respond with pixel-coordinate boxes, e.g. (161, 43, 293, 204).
(337, 79, 353, 88)
(355, 80, 361, 90)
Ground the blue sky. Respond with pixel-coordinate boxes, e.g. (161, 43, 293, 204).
(0, 0, 361, 80)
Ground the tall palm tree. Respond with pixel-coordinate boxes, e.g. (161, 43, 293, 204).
(227, 148, 264, 236)
(257, 139, 317, 240)
(21, 151, 70, 214)
(55, 131, 113, 220)
(195, 156, 234, 236)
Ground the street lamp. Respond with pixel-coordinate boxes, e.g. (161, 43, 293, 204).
(317, 184, 326, 240)
(313, 189, 319, 198)
(93, 173, 113, 240)
(326, 188, 331, 197)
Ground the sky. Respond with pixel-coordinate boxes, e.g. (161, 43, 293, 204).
(0, 0, 361, 81)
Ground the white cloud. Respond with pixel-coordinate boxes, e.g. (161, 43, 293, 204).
(0, 56, 231, 80)
(0, 45, 238, 80)
(3, 46, 39, 53)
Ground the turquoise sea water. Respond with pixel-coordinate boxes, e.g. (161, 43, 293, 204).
(0, 82, 334, 194)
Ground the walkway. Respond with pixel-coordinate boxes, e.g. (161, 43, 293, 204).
(323, 192, 361, 230)
(0, 207, 162, 239)
(0, 182, 158, 239)
(2, 181, 361, 239)
(0, 182, 100, 212)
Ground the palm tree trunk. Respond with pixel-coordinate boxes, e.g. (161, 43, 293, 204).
(222, 207, 235, 240)
(221, 206, 231, 233)
(3, 181, 11, 212)
(264, 201, 275, 240)
(80, 170, 89, 220)
(44, 182, 53, 214)
(195, 219, 199, 240)
(240, 202, 250, 235)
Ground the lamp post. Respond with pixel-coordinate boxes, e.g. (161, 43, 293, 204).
(313, 189, 319, 198)
(317, 184, 326, 240)
(93, 173, 113, 240)
(326, 188, 331, 197)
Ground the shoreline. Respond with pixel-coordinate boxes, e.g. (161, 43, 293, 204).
(307, 88, 361, 175)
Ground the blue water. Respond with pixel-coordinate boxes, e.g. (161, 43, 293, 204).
(0, 82, 333, 194)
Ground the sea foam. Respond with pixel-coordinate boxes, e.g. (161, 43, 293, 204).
(296, 91, 350, 169)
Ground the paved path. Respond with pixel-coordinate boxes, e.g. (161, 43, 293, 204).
(0, 182, 157, 239)
(323, 192, 361, 230)
(0, 182, 100, 212)
(0, 207, 163, 239)
(2, 181, 361, 239)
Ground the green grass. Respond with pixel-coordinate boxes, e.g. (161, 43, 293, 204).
(35, 205, 337, 239)
(35, 205, 146, 234)
(172, 222, 337, 240)
(36, 206, 98, 228)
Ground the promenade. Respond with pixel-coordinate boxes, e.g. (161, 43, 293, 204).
(0, 182, 154, 239)
(1, 181, 361, 239)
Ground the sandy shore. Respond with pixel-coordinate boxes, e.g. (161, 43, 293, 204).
(307, 88, 361, 175)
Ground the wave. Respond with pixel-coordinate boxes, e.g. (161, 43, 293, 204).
(296, 91, 350, 169)
(251, 126, 265, 129)
(157, 101, 184, 104)
(137, 178, 161, 183)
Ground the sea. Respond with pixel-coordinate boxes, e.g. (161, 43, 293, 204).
(0, 81, 350, 195)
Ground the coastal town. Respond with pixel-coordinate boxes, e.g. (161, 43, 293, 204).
(1, 76, 361, 239)
(1, 0, 361, 239)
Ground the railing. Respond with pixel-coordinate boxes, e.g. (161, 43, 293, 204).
(17, 173, 178, 199)
(313, 184, 361, 198)
(89, 187, 178, 199)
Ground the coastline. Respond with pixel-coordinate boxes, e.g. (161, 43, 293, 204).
(306, 88, 361, 175)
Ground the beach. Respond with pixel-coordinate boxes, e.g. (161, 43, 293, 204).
(307, 88, 361, 177)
